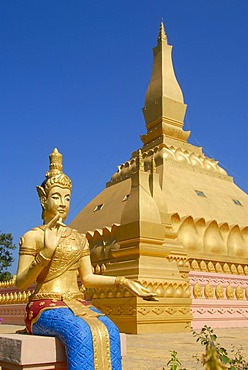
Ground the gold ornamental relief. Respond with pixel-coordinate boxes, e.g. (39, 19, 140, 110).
(184, 286, 191, 298)
(18, 291, 26, 303)
(215, 285, 224, 299)
(123, 291, 132, 298)
(0, 290, 33, 305)
(245, 287, 248, 299)
(95, 304, 135, 317)
(104, 307, 113, 315)
(165, 307, 177, 315)
(223, 263, 230, 273)
(152, 307, 164, 315)
(5, 294, 9, 304)
(226, 285, 235, 300)
(207, 261, 215, 272)
(155, 284, 164, 297)
(9, 293, 14, 303)
(0, 275, 16, 288)
(191, 259, 199, 271)
(204, 284, 214, 299)
(116, 306, 124, 315)
(178, 307, 190, 315)
(184, 260, 190, 269)
(230, 264, 237, 274)
(177, 259, 185, 268)
(137, 307, 150, 315)
(174, 285, 184, 298)
(164, 285, 174, 297)
(237, 265, 244, 275)
(181, 272, 188, 280)
(215, 262, 223, 273)
(200, 260, 207, 272)
(235, 286, 244, 300)
(193, 283, 203, 299)
(244, 266, 248, 275)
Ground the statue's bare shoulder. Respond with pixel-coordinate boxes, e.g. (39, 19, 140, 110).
(19, 226, 44, 255)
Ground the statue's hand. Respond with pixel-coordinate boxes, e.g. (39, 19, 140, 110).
(122, 279, 158, 301)
(43, 214, 65, 258)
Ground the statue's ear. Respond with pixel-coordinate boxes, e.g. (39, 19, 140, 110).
(36, 186, 47, 208)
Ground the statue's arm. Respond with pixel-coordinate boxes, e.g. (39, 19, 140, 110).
(16, 229, 46, 290)
(79, 254, 157, 300)
(79, 254, 116, 288)
(78, 236, 157, 301)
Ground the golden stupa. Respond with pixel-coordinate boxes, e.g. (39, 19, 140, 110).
(70, 22, 248, 333)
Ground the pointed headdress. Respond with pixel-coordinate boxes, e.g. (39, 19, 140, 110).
(36, 148, 72, 202)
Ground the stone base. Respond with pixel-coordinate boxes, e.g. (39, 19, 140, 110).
(0, 334, 66, 370)
(0, 333, 126, 370)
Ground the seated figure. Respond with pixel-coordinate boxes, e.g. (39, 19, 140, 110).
(16, 148, 155, 370)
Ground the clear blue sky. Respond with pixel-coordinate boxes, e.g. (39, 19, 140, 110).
(0, 1, 247, 273)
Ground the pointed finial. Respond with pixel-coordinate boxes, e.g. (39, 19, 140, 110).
(158, 19, 167, 43)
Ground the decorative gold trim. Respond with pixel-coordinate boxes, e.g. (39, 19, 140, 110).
(189, 259, 248, 276)
(81, 249, 90, 257)
(193, 283, 203, 298)
(226, 285, 235, 299)
(215, 285, 224, 299)
(236, 286, 244, 300)
(0, 290, 33, 304)
(204, 284, 214, 299)
(19, 247, 37, 256)
(35, 251, 51, 266)
(29, 291, 85, 302)
(62, 298, 112, 370)
(0, 275, 16, 288)
(115, 276, 126, 287)
(86, 279, 190, 300)
(82, 317, 112, 370)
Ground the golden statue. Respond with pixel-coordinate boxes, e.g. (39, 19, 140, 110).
(16, 148, 156, 370)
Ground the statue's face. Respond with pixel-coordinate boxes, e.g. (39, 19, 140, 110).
(44, 186, 71, 223)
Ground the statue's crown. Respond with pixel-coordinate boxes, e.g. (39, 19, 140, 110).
(46, 148, 63, 178)
(37, 148, 72, 199)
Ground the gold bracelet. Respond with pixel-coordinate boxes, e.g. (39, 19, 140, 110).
(35, 251, 51, 266)
(115, 276, 126, 288)
(19, 247, 37, 257)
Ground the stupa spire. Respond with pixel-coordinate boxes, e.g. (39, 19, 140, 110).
(158, 20, 167, 43)
(141, 22, 190, 145)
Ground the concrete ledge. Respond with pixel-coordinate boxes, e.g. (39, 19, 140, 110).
(0, 333, 126, 370)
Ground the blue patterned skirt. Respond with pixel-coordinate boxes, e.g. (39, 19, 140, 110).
(32, 307, 122, 370)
